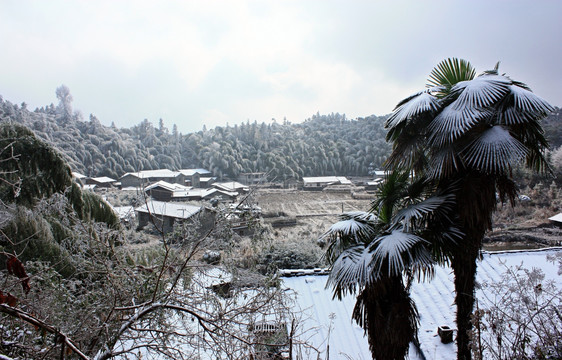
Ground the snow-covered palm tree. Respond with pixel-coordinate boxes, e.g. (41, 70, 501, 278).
(385, 58, 553, 360)
(322, 171, 460, 359)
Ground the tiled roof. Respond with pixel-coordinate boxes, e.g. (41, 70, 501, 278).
(145, 180, 191, 192)
(281, 248, 562, 360)
(135, 200, 201, 219)
(91, 176, 117, 183)
(121, 169, 179, 179)
(213, 181, 248, 192)
(178, 168, 212, 176)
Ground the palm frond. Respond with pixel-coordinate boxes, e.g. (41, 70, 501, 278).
(326, 244, 372, 299)
(426, 146, 462, 179)
(449, 74, 511, 109)
(386, 90, 440, 129)
(427, 58, 476, 92)
(428, 106, 491, 147)
(499, 84, 554, 125)
(393, 193, 456, 231)
(370, 230, 427, 277)
(461, 125, 528, 174)
(322, 211, 378, 263)
(370, 170, 419, 225)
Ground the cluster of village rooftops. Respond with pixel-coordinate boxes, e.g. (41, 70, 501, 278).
(71, 168, 389, 233)
(72, 169, 390, 197)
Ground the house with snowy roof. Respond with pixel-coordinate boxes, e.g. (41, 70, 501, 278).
(238, 172, 267, 185)
(85, 176, 117, 188)
(120, 169, 184, 188)
(178, 168, 212, 187)
(213, 181, 250, 194)
(135, 200, 212, 233)
(144, 180, 192, 202)
(302, 176, 351, 190)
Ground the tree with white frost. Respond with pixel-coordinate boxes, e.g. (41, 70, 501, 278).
(385, 58, 553, 360)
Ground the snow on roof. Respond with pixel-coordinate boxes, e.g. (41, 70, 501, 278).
(90, 176, 116, 183)
(302, 176, 351, 185)
(367, 178, 383, 186)
(185, 188, 238, 199)
(112, 206, 135, 219)
(135, 200, 201, 219)
(213, 181, 248, 192)
(178, 168, 212, 176)
(121, 169, 180, 179)
(281, 248, 562, 360)
(549, 212, 562, 223)
(72, 171, 87, 179)
(144, 180, 191, 192)
(336, 176, 352, 185)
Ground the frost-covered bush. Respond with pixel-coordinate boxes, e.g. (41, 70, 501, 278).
(470, 257, 562, 360)
(256, 240, 323, 273)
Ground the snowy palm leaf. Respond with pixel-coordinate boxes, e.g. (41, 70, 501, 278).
(449, 74, 511, 109)
(386, 91, 440, 128)
(509, 84, 554, 113)
(322, 211, 377, 262)
(428, 105, 491, 146)
(499, 85, 554, 125)
(393, 194, 455, 231)
(326, 211, 377, 239)
(326, 244, 372, 298)
(427, 146, 461, 179)
(370, 230, 426, 277)
(462, 125, 528, 174)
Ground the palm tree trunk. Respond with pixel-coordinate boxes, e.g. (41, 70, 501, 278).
(452, 239, 480, 360)
(452, 175, 494, 360)
(354, 276, 418, 360)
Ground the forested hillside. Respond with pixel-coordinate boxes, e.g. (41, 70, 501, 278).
(1, 87, 560, 181)
(0, 88, 389, 180)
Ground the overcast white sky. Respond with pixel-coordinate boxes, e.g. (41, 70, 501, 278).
(1, 1, 560, 133)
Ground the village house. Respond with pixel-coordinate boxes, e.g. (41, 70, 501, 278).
(213, 181, 250, 194)
(120, 169, 185, 188)
(199, 176, 216, 188)
(135, 200, 211, 234)
(85, 176, 117, 188)
(184, 188, 239, 202)
(238, 172, 267, 185)
(178, 168, 212, 187)
(302, 176, 351, 190)
(144, 180, 192, 202)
